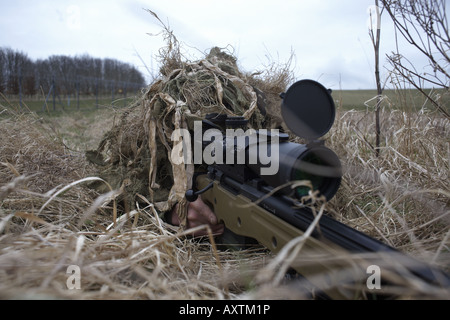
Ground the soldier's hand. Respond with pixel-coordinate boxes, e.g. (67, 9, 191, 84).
(169, 196, 224, 237)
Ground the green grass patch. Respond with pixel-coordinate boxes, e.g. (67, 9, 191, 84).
(2, 88, 448, 116)
(332, 88, 449, 113)
(1, 95, 139, 116)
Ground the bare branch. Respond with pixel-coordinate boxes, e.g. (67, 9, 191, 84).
(380, 0, 450, 117)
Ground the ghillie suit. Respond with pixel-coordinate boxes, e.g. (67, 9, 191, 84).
(87, 47, 290, 228)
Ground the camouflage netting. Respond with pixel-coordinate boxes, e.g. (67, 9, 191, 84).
(86, 47, 292, 228)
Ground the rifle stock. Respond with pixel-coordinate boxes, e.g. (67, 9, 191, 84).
(195, 172, 450, 299)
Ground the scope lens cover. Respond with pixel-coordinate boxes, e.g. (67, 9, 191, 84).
(281, 80, 336, 140)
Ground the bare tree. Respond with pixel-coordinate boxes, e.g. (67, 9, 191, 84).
(0, 49, 6, 94)
(381, 0, 450, 118)
(0, 47, 146, 100)
(368, 1, 383, 157)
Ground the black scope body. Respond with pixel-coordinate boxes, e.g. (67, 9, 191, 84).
(202, 125, 341, 201)
(245, 136, 342, 201)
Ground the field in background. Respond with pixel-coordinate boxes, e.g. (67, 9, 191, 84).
(333, 88, 449, 112)
(3, 88, 441, 151)
(4, 88, 447, 153)
(0, 93, 144, 150)
(1, 95, 139, 114)
(3, 88, 448, 117)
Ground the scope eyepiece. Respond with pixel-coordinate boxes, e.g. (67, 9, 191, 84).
(290, 145, 342, 200)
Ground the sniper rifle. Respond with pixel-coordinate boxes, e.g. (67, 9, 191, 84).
(185, 80, 450, 299)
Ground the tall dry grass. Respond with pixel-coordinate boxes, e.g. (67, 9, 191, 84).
(0, 35, 449, 299)
(328, 101, 449, 265)
(1, 93, 448, 299)
(0, 106, 272, 299)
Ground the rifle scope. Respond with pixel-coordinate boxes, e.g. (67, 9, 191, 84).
(202, 80, 342, 201)
(249, 79, 342, 201)
(246, 138, 342, 201)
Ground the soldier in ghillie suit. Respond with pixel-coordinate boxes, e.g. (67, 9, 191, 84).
(86, 47, 288, 236)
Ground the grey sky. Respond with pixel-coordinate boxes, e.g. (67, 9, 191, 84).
(0, 0, 434, 89)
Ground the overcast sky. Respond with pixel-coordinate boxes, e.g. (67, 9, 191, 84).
(0, 0, 438, 89)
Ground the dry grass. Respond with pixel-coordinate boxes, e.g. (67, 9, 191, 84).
(327, 103, 450, 270)
(1, 94, 449, 299)
(0, 36, 449, 299)
(0, 106, 274, 300)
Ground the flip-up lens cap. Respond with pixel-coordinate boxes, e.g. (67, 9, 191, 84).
(281, 80, 336, 140)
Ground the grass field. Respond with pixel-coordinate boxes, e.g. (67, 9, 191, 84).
(332, 88, 450, 112)
(4, 88, 445, 153)
(1, 94, 140, 115)
(0, 85, 449, 299)
(3, 87, 448, 117)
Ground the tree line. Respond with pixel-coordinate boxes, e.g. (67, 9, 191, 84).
(0, 47, 147, 98)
